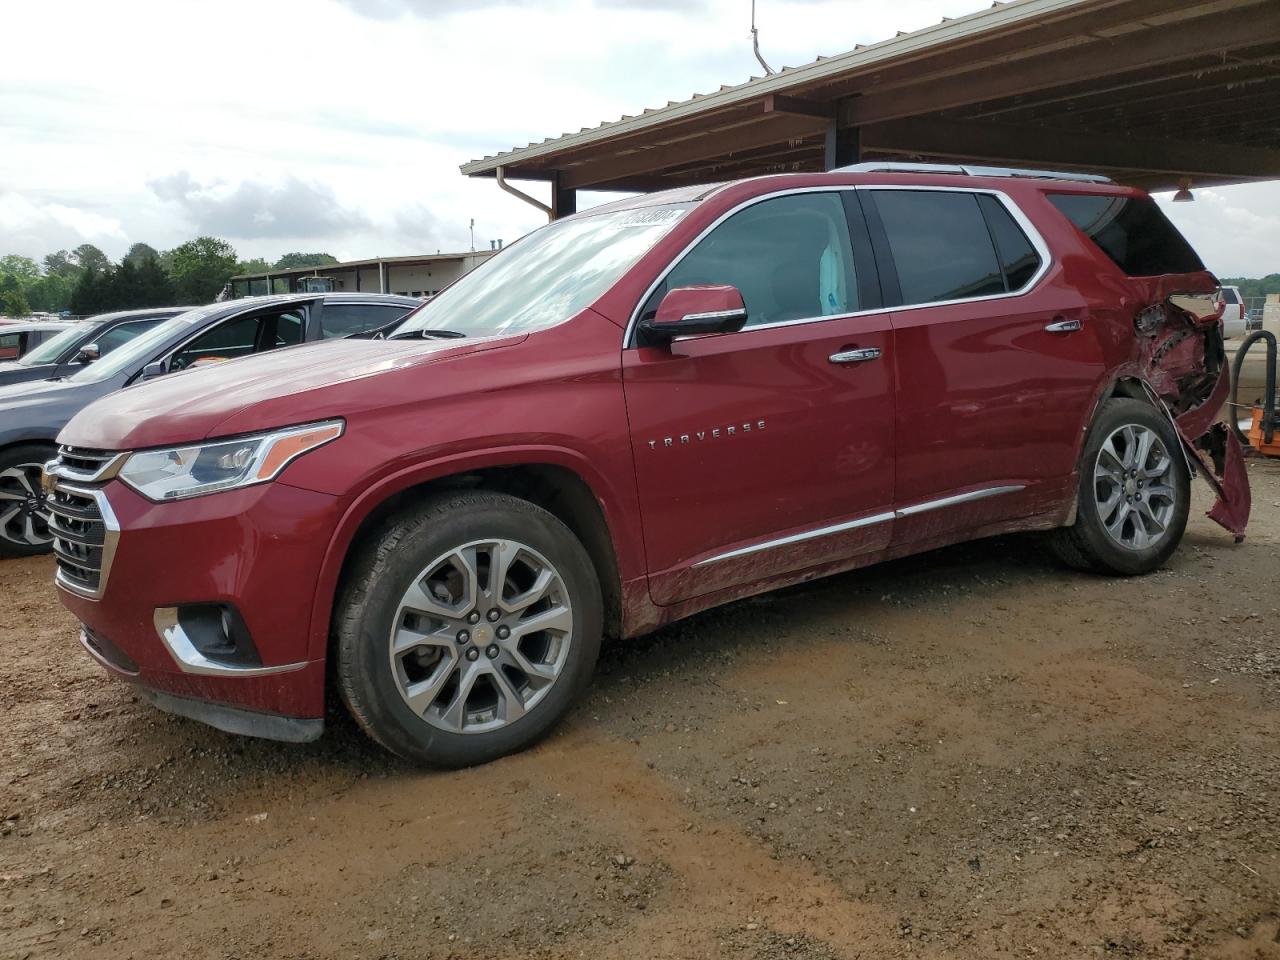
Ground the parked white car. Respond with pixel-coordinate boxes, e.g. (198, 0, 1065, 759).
(1216, 285, 1247, 338)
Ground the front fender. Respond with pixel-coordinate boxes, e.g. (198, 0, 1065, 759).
(295, 443, 643, 661)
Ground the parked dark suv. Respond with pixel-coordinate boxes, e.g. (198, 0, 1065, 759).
(0, 308, 190, 387)
(52, 165, 1249, 766)
(0, 293, 418, 556)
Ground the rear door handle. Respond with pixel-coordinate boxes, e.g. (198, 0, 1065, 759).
(829, 347, 881, 364)
(1044, 317, 1083, 333)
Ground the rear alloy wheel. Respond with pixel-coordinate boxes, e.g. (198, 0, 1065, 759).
(0, 445, 56, 558)
(335, 491, 602, 767)
(1049, 398, 1190, 576)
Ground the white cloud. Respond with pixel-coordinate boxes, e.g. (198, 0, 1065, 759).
(0, 192, 126, 255)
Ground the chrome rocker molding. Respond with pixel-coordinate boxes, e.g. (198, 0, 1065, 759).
(153, 607, 308, 678)
(694, 484, 1025, 567)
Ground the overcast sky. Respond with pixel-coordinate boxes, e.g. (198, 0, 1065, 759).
(2, 0, 1276, 276)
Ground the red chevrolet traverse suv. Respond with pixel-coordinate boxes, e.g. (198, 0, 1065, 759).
(49, 164, 1251, 766)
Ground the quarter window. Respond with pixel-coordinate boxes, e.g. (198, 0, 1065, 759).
(645, 192, 861, 328)
(1047, 193, 1204, 276)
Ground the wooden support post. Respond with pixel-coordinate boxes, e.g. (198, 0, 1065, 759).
(552, 173, 577, 219)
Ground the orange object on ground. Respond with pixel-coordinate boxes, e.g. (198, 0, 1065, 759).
(1247, 405, 1280, 457)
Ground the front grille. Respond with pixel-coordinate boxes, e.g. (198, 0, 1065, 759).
(46, 446, 121, 599)
(49, 484, 107, 593)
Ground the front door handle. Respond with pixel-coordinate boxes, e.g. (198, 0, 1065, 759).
(1044, 317, 1083, 333)
(829, 347, 881, 364)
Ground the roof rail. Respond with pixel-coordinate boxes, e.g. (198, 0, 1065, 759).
(834, 161, 1112, 184)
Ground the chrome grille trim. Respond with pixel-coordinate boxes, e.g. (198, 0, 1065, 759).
(47, 445, 127, 484)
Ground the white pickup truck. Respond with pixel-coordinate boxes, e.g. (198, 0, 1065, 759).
(1216, 285, 1247, 339)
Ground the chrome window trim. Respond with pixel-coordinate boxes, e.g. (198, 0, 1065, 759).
(153, 607, 308, 678)
(623, 184, 1052, 348)
(693, 484, 1025, 568)
(51, 482, 119, 601)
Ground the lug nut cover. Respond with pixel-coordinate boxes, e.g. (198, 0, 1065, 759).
(465, 648, 480, 661)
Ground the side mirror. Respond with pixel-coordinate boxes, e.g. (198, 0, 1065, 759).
(637, 285, 748, 346)
(140, 361, 166, 380)
(75, 342, 101, 364)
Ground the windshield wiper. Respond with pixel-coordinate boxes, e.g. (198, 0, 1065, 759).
(387, 328, 467, 341)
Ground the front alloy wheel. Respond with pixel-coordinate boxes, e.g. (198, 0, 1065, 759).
(390, 540, 573, 734)
(0, 446, 57, 558)
(335, 491, 602, 767)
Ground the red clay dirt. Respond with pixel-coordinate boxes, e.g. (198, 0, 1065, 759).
(2, 460, 1278, 960)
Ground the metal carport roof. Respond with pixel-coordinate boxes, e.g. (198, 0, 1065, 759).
(461, 0, 1280, 216)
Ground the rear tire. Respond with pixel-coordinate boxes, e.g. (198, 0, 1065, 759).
(0, 444, 57, 559)
(1049, 398, 1189, 576)
(334, 491, 602, 767)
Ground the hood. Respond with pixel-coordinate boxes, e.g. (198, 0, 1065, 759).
(60, 334, 525, 450)
(0, 375, 91, 410)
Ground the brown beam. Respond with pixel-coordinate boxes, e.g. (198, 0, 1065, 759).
(842, 2, 1280, 127)
(762, 94, 833, 120)
(965, 49, 1280, 121)
(859, 115, 1280, 180)
(558, 113, 829, 190)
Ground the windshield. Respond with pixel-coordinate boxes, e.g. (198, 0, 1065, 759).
(17, 322, 89, 366)
(394, 202, 693, 338)
(69, 307, 216, 383)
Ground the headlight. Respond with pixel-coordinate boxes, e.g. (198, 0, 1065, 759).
(118, 420, 344, 501)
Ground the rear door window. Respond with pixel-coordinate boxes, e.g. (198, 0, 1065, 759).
(320, 303, 412, 338)
(1047, 193, 1204, 276)
(0, 333, 21, 361)
(871, 191, 1006, 305)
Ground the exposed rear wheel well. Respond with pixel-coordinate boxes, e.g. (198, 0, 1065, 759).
(340, 465, 622, 639)
(1108, 377, 1153, 403)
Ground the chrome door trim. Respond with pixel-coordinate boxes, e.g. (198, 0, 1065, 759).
(623, 184, 1054, 348)
(153, 608, 308, 678)
(692, 484, 1026, 567)
(692, 510, 895, 567)
(894, 484, 1026, 517)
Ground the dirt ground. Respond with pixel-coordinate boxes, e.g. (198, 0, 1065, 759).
(2, 452, 1278, 959)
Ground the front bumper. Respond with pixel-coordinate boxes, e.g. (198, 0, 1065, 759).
(56, 478, 343, 728)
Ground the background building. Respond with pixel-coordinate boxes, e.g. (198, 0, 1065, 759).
(230, 250, 497, 299)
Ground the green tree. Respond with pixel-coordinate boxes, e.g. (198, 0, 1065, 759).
(44, 250, 79, 279)
(124, 242, 161, 268)
(0, 274, 31, 316)
(237, 257, 273, 275)
(166, 236, 239, 303)
(26, 273, 73, 313)
(71, 243, 111, 275)
(70, 268, 105, 316)
(0, 255, 41, 286)
(137, 255, 175, 306)
(274, 252, 338, 270)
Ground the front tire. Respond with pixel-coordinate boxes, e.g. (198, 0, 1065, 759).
(334, 491, 602, 767)
(1049, 398, 1190, 576)
(0, 444, 57, 559)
